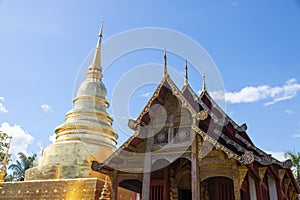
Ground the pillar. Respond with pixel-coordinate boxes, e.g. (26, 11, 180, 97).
(142, 132, 154, 200)
(191, 136, 200, 200)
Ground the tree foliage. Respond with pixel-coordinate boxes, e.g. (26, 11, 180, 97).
(7, 152, 37, 181)
(285, 150, 300, 182)
(0, 131, 11, 164)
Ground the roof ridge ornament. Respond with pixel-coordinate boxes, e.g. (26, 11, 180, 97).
(184, 60, 188, 86)
(163, 47, 168, 77)
(202, 71, 206, 93)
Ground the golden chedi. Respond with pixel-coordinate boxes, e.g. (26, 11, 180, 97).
(25, 24, 118, 180)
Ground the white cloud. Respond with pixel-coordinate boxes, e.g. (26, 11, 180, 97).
(41, 104, 53, 112)
(139, 92, 151, 98)
(210, 78, 300, 106)
(292, 128, 300, 137)
(0, 122, 34, 157)
(266, 151, 286, 162)
(232, 1, 238, 6)
(48, 134, 56, 143)
(0, 97, 8, 113)
(285, 110, 294, 115)
(35, 140, 43, 155)
(293, 133, 300, 138)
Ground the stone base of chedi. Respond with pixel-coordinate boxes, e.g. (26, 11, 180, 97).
(0, 178, 103, 199)
(0, 178, 134, 200)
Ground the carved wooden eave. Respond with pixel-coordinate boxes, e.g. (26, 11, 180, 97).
(286, 169, 300, 194)
(195, 90, 293, 169)
(199, 91, 247, 132)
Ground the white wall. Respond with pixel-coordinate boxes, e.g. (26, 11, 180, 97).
(248, 176, 257, 200)
(268, 175, 278, 200)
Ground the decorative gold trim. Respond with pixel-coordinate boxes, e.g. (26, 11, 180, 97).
(196, 127, 241, 161)
(65, 110, 113, 122)
(198, 110, 208, 120)
(240, 151, 254, 165)
(238, 166, 248, 189)
(284, 178, 291, 193)
(55, 137, 81, 142)
(56, 131, 117, 142)
(289, 186, 295, 200)
(55, 125, 117, 137)
(278, 169, 286, 183)
(56, 137, 116, 147)
(73, 96, 109, 107)
(258, 167, 268, 183)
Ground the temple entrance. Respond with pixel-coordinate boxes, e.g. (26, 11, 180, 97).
(149, 160, 170, 200)
(150, 183, 164, 200)
(201, 177, 234, 200)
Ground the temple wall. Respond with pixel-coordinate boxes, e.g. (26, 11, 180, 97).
(0, 178, 102, 200)
(0, 178, 135, 200)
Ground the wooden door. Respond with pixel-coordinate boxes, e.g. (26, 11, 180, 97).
(150, 182, 164, 200)
(202, 177, 234, 200)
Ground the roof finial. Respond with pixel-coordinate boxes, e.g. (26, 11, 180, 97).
(99, 21, 104, 39)
(163, 47, 167, 77)
(184, 60, 188, 86)
(202, 72, 206, 92)
(88, 22, 104, 80)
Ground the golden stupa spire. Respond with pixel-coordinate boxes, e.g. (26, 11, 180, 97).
(202, 72, 207, 93)
(163, 47, 167, 77)
(88, 21, 104, 79)
(25, 23, 118, 181)
(184, 60, 188, 86)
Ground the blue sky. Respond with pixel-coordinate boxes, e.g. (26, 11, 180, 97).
(0, 0, 300, 161)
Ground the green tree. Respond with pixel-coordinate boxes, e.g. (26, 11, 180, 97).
(285, 150, 300, 182)
(0, 131, 11, 163)
(8, 152, 37, 181)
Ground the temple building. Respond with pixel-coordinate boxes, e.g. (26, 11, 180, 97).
(91, 52, 300, 199)
(0, 24, 299, 199)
